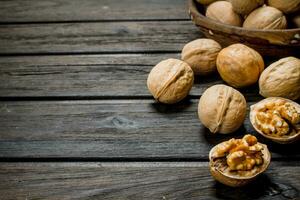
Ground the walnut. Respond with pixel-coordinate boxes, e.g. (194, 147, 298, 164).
(250, 97, 300, 143)
(198, 84, 247, 134)
(206, 1, 242, 27)
(216, 43, 264, 88)
(230, 0, 264, 16)
(291, 14, 300, 28)
(209, 135, 271, 187)
(147, 59, 194, 104)
(259, 57, 300, 101)
(267, 0, 300, 14)
(243, 6, 287, 30)
(181, 39, 222, 75)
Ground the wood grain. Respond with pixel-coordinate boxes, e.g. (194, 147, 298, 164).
(0, 21, 200, 54)
(0, 100, 298, 159)
(0, 162, 299, 199)
(0, 54, 262, 98)
(0, 0, 188, 23)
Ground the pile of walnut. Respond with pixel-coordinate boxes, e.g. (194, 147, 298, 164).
(146, 3, 300, 186)
(197, 0, 300, 29)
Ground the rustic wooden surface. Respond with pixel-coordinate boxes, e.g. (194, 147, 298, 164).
(0, 0, 299, 199)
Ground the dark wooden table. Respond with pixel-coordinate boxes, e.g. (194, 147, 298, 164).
(0, 0, 299, 199)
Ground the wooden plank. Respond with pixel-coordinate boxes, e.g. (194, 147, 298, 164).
(0, 162, 299, 199)
(0, 21, 200, 54)
(0, 54, 261, 98)
(0, 0, 188, 23)
(0, 100, 298, 159)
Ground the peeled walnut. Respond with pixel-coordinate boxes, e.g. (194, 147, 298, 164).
(206, 1, 242, 27)
(216, 43, 264, 88)
(181, 39, 222, 75)
(250, 97, 300, 144)
(196, 0, 218, 5)
(147, 59, 194, 104)
(243, 6, 287, 29)
(230, 0, 264, 16)
(259, 57, 300, 101)
(267, 0, 300, 14)
(198, 84, 247, 134)
(209, 134, 271, 187)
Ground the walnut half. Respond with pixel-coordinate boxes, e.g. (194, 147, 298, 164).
(250, 97, 300, 144)
(209, 135, 271, 187)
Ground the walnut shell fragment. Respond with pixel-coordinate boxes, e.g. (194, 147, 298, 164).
(259, 57, 300, 101)
(147, 58, 194, 104)
(209, 134, 271, 187)
(198, 84, 247, 134)
(250, 97, 300, 144)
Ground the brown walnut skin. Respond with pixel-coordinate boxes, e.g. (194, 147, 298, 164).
(206, 1, 242, 27)
(181, 39, 222, 75)
(230, 0, 264, 16)
(198, 84, 247, 134)
(147, 58, 194, 104)
(209, 139, 271, 187)
(216, 44, 264, 88)
(267, 0, 300, 14)
(259, 57, 300, 101)
(243, 6, 287, 30)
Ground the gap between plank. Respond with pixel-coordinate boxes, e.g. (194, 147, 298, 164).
(0, 157, 298, 163)
(0, 18, 190, 25)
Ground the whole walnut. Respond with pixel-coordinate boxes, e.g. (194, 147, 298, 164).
(267, 0, 300, 14)
(206, 1, 242, 27)
(198, 84, 247, 134)
(216, 44, 264, 88)
(230, 0, 264, 16)
(243, 6, 287, 29)
(181, 39, 222, 75)
(259, 57, 300, 100)
(291, 15, 300, 28)
(196, 0, 218, 5)
(147, 58, 194, 104)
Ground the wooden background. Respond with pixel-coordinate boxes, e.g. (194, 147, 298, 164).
(0, 0, 299, 199)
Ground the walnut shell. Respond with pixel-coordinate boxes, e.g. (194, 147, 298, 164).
(206, 1, 242, 27)
(267, 0, 300, 14)
(216, 43, 264, 88)
(259, 57, 300, 101)
(198, 84, 247, 134)
(147, 58, 194, 104)
(181, 39, 222, 75)
(196, 0, 218, 5)
(250, 97, 300, 144)
(243, 6, 287, 29)
(209, 137, 271, 187)
(230, 0, 264, 16)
